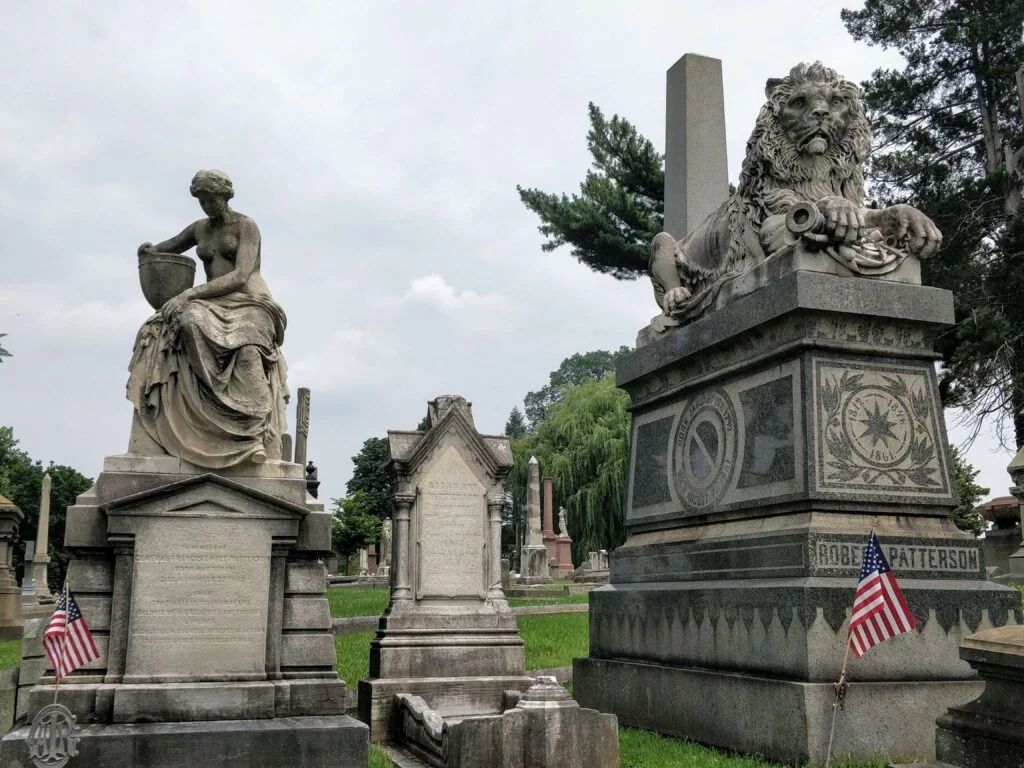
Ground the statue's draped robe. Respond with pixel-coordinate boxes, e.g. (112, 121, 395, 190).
(127, 291, 288, 468)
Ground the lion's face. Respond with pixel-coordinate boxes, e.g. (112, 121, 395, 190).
(735, 62, 871, 212)
(778, 83, 853, 157)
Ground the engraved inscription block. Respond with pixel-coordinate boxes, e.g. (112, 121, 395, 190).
(126, 515, 272, 681)
(416, 444, 487, 599)
(813, 539, 980, 576)
(813, 359, 951, 498)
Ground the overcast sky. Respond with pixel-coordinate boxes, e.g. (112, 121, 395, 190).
(1, 0, 1016, 507)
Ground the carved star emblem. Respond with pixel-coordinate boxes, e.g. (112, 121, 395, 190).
(857, 400, 898, 447)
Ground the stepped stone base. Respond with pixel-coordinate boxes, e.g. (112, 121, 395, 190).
(0, 715, 367, 768)
(574, 657, 981, 765)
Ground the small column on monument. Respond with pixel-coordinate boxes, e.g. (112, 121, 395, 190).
(487, 494, 505, 599)
(31, 473, 54, 603)
(392, 495, 414, 601)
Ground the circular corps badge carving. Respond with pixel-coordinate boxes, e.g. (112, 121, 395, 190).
(672, 388, 738, 510)
(27, 703, 79, 768)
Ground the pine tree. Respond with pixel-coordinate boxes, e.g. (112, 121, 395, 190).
(517, 103, 664, 279)
(504, 407, 528, 439)
(841, 0, 1024, 446)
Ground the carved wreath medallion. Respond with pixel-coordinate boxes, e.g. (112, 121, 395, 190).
(672, 388, 738, 510)
(816, 362, 947, 494)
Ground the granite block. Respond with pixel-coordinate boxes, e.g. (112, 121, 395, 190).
(285, 560, 327, 594)
(282, 597, 331, 630)
(280, 634, 336, 668)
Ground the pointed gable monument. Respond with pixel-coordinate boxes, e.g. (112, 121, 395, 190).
(358, 395, 534, 742)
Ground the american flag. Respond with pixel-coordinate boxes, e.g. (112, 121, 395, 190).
(43, 584, 99, 681)
(848, 533, 916, 658)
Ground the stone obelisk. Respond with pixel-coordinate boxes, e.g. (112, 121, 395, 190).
(30, 473, 53, 603)
(518, 457, 552, 584)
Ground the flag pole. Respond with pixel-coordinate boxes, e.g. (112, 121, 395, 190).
(825, 517, 878, 768)
(53, 581, 68, 705)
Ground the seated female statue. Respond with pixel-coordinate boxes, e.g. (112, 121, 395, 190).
(127, 169, 288, 468)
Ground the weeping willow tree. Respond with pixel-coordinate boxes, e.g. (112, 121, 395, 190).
(508, 375, 630, 564)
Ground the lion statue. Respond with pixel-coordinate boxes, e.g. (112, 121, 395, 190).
(650, 61, 941, 328)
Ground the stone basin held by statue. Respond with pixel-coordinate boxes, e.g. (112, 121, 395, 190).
(138, 251, 195, 310)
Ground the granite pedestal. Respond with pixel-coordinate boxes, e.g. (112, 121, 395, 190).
(574, 270, 1021, 765)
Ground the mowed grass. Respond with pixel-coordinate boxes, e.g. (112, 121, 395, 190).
(334, 613, 589, 686)
(507, 594, 590, 608)
(620, 728, 891, 768)
(0, 639, 19, 669)
(328, 586, 390, 618)
(328, 586, 590, 617)
(335, 631, 375, 687)
(517, 613, 588, 669)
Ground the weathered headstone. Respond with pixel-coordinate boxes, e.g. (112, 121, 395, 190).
(30, 473, 53, 603)
(358, 395, 533, 743)
(519, 457, 553, 585)
(18, 542, 35, 610)
(574, 57, 1020, 765)
(0, 496, 23, 640)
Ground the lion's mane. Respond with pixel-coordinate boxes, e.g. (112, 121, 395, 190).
(724, 61, 872, 269)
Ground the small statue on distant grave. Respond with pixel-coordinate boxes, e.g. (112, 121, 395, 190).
(128, 170, 289, 468)
(558, 507, 568, 536)
(650, 61, 942, 326)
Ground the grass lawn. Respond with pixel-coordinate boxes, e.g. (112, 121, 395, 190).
(507, 594, 589, 608)
(518, 613, 588, 669)
(334, 612, 589, 686)
(0, 639, 19, 670)
(328, 586, 390, 618)
(328, 586, 590, 618)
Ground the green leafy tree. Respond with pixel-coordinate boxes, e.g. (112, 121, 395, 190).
(948, 446, 989, 536)
(523, 347, 632, 426)
(345, 437, 396, 521)
(0, 427, 91, 591)
(504, 407, 528, 439)
(509, 375, 630, 564)
(517, 103, 664, 280)
(841, 0, 1024, 446)
(330, 491, 383, 574)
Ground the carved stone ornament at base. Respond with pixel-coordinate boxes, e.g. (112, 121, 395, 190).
(648, 61, 942, 331)
(28, 703, 79, 768)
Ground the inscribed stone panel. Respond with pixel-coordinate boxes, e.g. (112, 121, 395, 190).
(126, 515, 271, 680)
(416, 444, 487, 599)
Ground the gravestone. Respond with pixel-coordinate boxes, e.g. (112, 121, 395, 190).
(358, 395, 534, 742)
(519, 457, 552, 585)
(573, 55, 1020, 765)
(294, 387, 311, 468)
